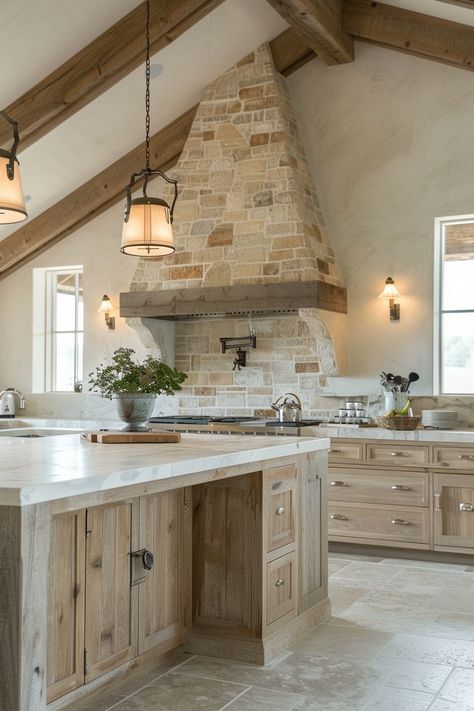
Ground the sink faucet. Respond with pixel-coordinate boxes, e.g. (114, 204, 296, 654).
(0, 388, 25, 418)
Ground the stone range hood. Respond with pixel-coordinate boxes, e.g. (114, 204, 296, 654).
(120, 281, 347, 320)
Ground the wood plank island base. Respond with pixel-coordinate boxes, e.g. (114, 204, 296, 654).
(0, 432, 330, 711)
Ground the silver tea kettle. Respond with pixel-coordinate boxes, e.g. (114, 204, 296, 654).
(271, 392, 302, 423)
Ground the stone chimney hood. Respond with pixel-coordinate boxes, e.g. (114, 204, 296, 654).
(120, 280, 346, 320)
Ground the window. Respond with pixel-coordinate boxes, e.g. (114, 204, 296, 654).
(33, 267, 84, 392)
(435, 216, 474, 394)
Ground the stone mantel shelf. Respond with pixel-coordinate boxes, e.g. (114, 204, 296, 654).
(0, 430, 329, 506)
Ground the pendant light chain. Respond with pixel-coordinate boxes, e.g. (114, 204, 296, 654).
(145, 0, 151, 173)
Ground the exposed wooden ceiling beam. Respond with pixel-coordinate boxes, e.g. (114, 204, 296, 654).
(343, 0, 474, 71)
(437, 1, 474, 9)
(270, 27, 316, 75)
(266, 0, 354, 64)
(0, 0, 223, 152)
(0, 107, 197, 279)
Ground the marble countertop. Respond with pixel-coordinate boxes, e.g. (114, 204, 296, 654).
(309, 425, 474, 443)
(0, 429, 329, 507)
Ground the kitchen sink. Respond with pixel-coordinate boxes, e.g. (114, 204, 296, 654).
(0, 427, 81, 438)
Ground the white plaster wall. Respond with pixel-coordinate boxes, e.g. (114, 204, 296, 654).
(288, 43, 474, 395)
(0, 202, 178, 419)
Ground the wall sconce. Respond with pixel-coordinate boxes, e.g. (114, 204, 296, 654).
(378, 276, 400, 321)
(98, 295, 115, 329)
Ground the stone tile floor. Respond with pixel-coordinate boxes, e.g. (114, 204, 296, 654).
(67, 553, 474, 711)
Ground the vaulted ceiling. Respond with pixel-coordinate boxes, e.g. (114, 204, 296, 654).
(0, 0, 473, 276)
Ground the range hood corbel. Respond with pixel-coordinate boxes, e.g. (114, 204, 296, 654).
(120, 281, 347, 321)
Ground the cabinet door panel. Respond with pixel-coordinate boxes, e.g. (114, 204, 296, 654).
(298, 452, 326, 612)
(85, 501, 136, 682)
(266, 552, 297, 626)
(139, 489, 190, 653)
(434, 473, 474, 549)
(265, 465, 296, 553)
(47, 510, 85, 703)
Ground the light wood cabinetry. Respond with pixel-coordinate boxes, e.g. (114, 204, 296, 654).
(264, 464, 296, 553)
(329, 437, 474, 554)
(266, 552, 297, 626)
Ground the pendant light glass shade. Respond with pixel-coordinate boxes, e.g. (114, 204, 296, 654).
(378, 276, 400, 300)
(0, 149, 27, 224)
(121, 197, 175, 256)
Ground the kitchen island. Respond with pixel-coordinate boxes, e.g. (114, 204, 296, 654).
(0, 432, 330, 711)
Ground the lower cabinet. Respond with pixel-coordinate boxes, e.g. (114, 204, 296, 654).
(47, 490, 190, 703)
(434, 473, 474, 551)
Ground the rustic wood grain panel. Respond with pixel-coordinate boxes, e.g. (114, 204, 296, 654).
(434, 473, 474, 549)
(264, 465, 296, 553)
(267, 0, 354, 64)
(298, 452, 327, 612)
(0, 107, 197, 278)
(47, 510, 86, 703)
(270, 27, 316, 75)
(0, 0, 222, 151)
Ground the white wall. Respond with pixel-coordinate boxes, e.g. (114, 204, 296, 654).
(288, 43, 474, 395)
(0, 202, 178, 419)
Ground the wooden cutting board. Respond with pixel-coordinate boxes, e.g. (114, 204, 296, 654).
(83, 431, 181, 444)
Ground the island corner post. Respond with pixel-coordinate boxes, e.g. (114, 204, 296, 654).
(0, 439, 329, 711)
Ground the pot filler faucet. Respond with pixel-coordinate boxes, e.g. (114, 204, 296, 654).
(0, 388, 26, 418)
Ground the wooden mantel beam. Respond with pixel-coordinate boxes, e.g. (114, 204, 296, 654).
(343, 0, 474, 71)
(0, 0, 223, 152)
(0, 107, 197, 278)
(266, 0, 354, 65)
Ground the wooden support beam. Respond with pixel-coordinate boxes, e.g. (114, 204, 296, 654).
(270, 27, 316, 75)
(0, 0, 223, 151)
(437, 1, 474, 9)
(266, 0, 354, 65)
(343, 0, 474, 71)
(0, 107, 197, 278)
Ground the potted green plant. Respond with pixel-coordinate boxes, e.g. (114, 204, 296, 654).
(89, 347, 187, 431)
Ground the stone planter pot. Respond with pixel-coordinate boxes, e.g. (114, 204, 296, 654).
(113, 393, 157, 431)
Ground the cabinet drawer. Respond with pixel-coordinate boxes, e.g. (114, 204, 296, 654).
(266, 552, 297, 626)
(328, 504, 429, 544)
(265, 465, 296, 553)
(328, 468, 429, 506)
(433, 446, 474, 471)
(329, 442, 363, 463)
(366, 443, 428, 467)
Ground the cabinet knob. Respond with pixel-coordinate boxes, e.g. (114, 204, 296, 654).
(390, 451, 408, 457)
(459, 502, 474, 512)
(331, 481, 349, 487)
(329, 449, 342, 454)
(330, 513, 348, 521)
(391, 519, 409, 526)
(459, 454, 474, 461)
(276, 506, 285, 515)
(275, 579, 285, 587)
(391, 485, 410, 491)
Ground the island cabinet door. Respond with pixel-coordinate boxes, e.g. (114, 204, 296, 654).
(47, 510, 86, 703)
(137, 488, 192, 654)
(84, 499, 138, 683)
(434, 473, 474, 550)
(298, 451, 327, 611)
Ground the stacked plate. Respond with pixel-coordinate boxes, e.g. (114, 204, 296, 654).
(421, 410, 458, 429)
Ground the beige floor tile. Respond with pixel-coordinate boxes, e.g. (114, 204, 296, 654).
(388, 568, 474, 590)
(329, 558, 353, 575)
(425, 612, 474, 641)
(222, 685, 306, 710)
(109, 672, 248, 710)
(328, 583, 369, 614)
(64, 689, 124, 711)
(437, 667, 474, 705)
(380, 633, 474, 668)
(331, 562, 402, 584)
(290, 621, 392, 660)
(427, 589, 474, 615)
(374, 658, 453, 694)
(361, 687, 434, 711)
(429, 700, 474, 711)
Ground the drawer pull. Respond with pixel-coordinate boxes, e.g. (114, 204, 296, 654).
(275, 579, 285, 587)
(459, 502, 474, 512)
(391, 519, 409, 526)
(276, 506, 285, 515)
(391, 485, 410, 491)
(330, 513, 348, 521)
(459, 454, 474, 461)
(434, 492, 442, 512)
(331, 480, 349, 487)
(329, 449, 342, 454)
(390, 451, 409, 457)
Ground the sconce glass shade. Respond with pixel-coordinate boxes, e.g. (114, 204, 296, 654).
(121, 197, 175, 257)
(0, 150, 27, 224)
(378, 276, 400, 300)
(98, 295, 113, 313)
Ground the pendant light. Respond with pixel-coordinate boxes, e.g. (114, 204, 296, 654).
(120, 0, 177, 256)
(0, 111, 27, 224)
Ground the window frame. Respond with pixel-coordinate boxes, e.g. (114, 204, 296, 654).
(434, 214, 474, 396)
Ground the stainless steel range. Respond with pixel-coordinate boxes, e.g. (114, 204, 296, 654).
(148, 415, 326, 436)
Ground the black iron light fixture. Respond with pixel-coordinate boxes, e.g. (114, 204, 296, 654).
(120, 0, 177, 256)
(0, 111, 27, 224)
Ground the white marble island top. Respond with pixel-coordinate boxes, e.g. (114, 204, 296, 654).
(0, 432, 329, 507)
